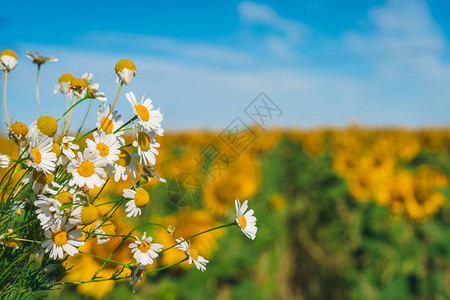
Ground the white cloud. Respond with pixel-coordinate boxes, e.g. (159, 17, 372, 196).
(237, 1, 308, 57)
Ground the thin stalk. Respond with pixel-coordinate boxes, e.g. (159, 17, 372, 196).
(114, 116, 137, 134)
(3, 70, 10, 127)
(101, 82, 122, 130)
(161, 222, 236, 254)
(76, 98, 92, 139)
(78, 251, 130, 269)
(57, 95, 88, 122)
(62, 95, 78, 136)
(74, 127, 96, 143)
(35, 65, 42, 116)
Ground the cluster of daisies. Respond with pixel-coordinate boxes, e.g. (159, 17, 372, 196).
(129, 199, 257, 292)
(0, 49, 258, 293)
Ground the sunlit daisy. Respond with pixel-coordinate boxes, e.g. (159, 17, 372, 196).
(96, 104, 125, 143)
(42, 220, 84, 260)
(235, 199, 257, 240)
(129, 232, 163, 265)
(26, 51, 58, 66)
(108, 149, 139, 182)
(123, 188, 150, 218)
(86, 131, 120, 165)
(126, 92, 163, 133)
(133, 126, 159, 166)
(61, 136, 79, 159)
(130, 265, 146, 293)
(28, 116, 59, 138)
(69, 201, 99, 226)
(54, 73, 75, 94)
(115, 59, 136, 85)
(175, 238, 209, 272)
(0, 154, 10, 168)
(67, 149, 107, 189)
(34, 195, 64, 230)
(82, 73, 107, 102)
(29, 136, 57, 174)
(0, 49, 18, 72)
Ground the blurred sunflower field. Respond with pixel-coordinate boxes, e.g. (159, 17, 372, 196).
(2, 125, 450, 300)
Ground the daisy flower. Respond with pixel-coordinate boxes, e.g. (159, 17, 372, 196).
(123, 188, 150, 217)
(108, 149, 139, 182)
(42, 220, 84, 260)
(69, 201, 99, 226)
(132, 126, 159, 166)
(96, 104, 125, 143)
(126, 92, 163, 133)
(86, 131, 120, 165)
(175, 238, 209, 272)
(67, 148, 107, 189)
(28, 116, 59, 138)
(129, 232, 163, 265)
(26, 51, 58, 66)
(54, 73, 74, 94)
(235, 199, 257, 240)
(83, 73, 107, 102)
(34, 195, 63, 230)
(29, 136, 57, 175)
(0, 49, 18, 72)
(115, 59, 136, 85)
(61, 136, 79, 159)
(0, 154, 10, 168)
(130, 265, 146, 293)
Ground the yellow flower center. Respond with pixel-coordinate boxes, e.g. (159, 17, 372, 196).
(87, 86, 97, 98)
(36, 116, 58, 137)
(100, 117, 113, 134)
(80, 203, 99, 225)
(116, 149, 131, 167)
(189, 248, 199, 261)
(70, 78, 87, 89)
(115, 59, 137, 73)
(0, 49, 18, 60)
(96, 143, 109, 157)
(134, 189, 150, 208)
(51, 143, 61, 156)
(34, 171, 54, 185)
(11, 122, 28, 136)
(135, 105, 149, 121)
(31, 147, 42, 164)
(137, 132, 151, 151)
(53, 230, 68, 246)
(56, 191, 73, 205)
(59, 73, 74, 83)
(138, 240, 151, 252)
(78, 161, 95, 177)
(238, 215, 247, 229)
(62, 142, 70, 150)
(101, 221, 116, 236)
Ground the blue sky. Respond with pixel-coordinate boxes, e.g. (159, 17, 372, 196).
(1, 0, 450, 130)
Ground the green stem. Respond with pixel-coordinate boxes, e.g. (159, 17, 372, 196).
(161, 222, 236, 254)
(74, 127, 96, 143)
(119, 143, 133, 150)
(3, 70, 10, 127)
(114, 116, 137, 134)
(78, 251, 130, 269)
(76, 98, 92, 139)
(91, 177, 110, 204)
(57, 95, 88, 122)
(36, 65, 42, 116)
